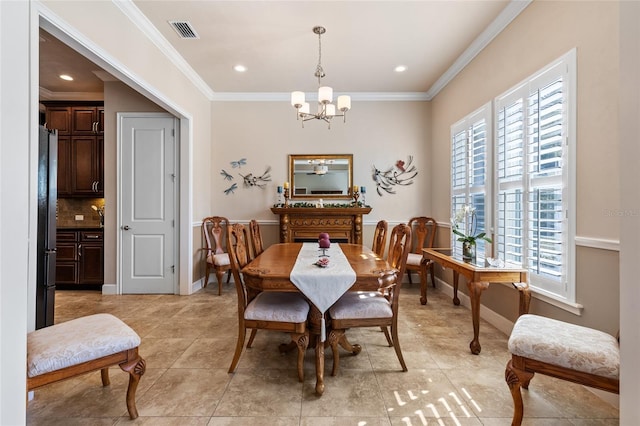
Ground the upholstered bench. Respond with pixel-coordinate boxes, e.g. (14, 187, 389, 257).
(505, 314, 619, 426)
(27, 314, 146, 420)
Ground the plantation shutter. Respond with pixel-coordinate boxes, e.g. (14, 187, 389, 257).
(495, 55, 573, 299)
(450, 103, 491, 258)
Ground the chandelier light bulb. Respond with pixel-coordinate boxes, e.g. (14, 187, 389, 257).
(291, 91, 305, 108)
(325, 104, 336, 117)
(318, 86, 333, 104)
(337, 95, 351, 112)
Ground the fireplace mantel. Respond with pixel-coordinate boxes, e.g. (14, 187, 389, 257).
(270, 206, 372, 244)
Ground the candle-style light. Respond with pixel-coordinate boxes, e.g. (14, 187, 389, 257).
(283, 182, 290, 207)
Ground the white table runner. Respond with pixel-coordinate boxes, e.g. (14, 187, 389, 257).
(290, 243, 356, 340)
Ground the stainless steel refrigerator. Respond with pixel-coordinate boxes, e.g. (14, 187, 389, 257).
(36, 126, 57, 329)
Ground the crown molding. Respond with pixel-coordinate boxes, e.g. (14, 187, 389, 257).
(425, 0, 532, 100)
(210, 92, 430, 102)
(39, 86, 103, 101)
(113, 0, 215, 100)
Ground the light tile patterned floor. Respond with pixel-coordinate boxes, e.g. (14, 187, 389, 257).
(26, 284, 619, 425)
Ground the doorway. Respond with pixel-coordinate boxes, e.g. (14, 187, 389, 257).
(37, 16, 193, 298)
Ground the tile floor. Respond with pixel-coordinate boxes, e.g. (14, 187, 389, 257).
(26, 284, 619, 425)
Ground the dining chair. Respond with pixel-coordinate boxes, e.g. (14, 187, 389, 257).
(406, 216, 437, 288)
(202, 216, 231, 295)
(226, 223, 310, 381)
(249, 219, 264, 257)
(328, 223, 412, 376)
(371, 220, 388, 258)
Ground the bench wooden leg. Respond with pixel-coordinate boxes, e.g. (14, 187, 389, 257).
(119, 351, 146, 420)
(505, 359, 534, 426)
(100, 368, 110, 386)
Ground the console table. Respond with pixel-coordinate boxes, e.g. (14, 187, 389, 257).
(270, 207, 372, 244)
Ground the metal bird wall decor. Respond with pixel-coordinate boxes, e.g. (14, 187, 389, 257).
(240, 166, 272, 189)
(221, 158, 271, 194)
(372, 156, 418, 196)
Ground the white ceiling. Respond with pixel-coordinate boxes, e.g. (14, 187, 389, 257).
(39, 0, 524, 99)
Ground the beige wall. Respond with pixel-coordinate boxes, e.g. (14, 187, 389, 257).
(430, 1, 620, 333)
(209, 101, 431, 223)
(103, 81, 167, 286)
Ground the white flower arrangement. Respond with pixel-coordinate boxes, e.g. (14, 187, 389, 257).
(451, 204, 492, 245)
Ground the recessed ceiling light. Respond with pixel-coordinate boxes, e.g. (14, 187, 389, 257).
(233, 65, 247, 73)
(59, 74, 74, 81)
(394, 65, 407, 73)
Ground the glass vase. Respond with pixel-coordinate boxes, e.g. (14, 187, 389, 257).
(462, 240, 476, 261)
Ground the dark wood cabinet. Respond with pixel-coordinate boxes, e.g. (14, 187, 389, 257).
(71, 106, 104, 135)
(79, 231, 104, 284)
(44, 102, 104, 197)
(56, 229, 103, 286)
(57, 136, 72, 196)
(45, 107, 71, 135)
(70, 135, 103, 196)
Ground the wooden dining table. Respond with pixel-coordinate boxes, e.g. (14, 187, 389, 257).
(241, 242, 392, 395)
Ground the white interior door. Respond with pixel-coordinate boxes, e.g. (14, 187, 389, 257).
(118, 113, 177, 294)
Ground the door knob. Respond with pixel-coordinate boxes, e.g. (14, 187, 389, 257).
(122, 225, 131, 231)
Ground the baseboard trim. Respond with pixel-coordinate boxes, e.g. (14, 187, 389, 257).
(101, 283, 117, 295)
(191, 278, 204, 294)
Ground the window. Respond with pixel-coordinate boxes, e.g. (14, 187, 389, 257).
(450, 102, 492, 259)
(495, 50, 575, 301)
(450, 50, 576, 303)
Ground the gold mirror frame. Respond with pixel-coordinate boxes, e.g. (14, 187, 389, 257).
(288, 154, 353, 199)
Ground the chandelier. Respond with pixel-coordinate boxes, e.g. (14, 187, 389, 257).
(291, 26, 351, 129)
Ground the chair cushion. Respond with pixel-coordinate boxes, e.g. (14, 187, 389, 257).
(27, 314, 141, 378)
(406, 253, 422, 266)
(245, 292, 310, 323)
(329, 291, 393, 320)
(508, 314, 619, 380)
(207, 252, 230, 266)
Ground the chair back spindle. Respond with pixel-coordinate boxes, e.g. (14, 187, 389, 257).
(371, 220, 388, 258)
(249, 219, 264, 257)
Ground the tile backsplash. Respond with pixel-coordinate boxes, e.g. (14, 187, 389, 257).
(57, 198, 105, 228)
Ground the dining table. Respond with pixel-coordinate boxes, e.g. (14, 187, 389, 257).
(241, 242, 392, 395)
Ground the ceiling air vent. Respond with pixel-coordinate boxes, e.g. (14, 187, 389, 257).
(169, 21, 199, 39)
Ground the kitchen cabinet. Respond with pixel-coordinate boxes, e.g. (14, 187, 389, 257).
(44, 106, 71, 135)
(57, 136, 72, 196)
(71, 106, 104, 135)
(44, 102, 104, 197)
(70, 135, 103, 196)
(56, 229, 103, 286)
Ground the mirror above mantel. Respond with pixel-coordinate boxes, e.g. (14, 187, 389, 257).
(289, 154, 353, 199)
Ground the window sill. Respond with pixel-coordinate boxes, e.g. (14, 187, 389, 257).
(531, 290, 583, 316)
